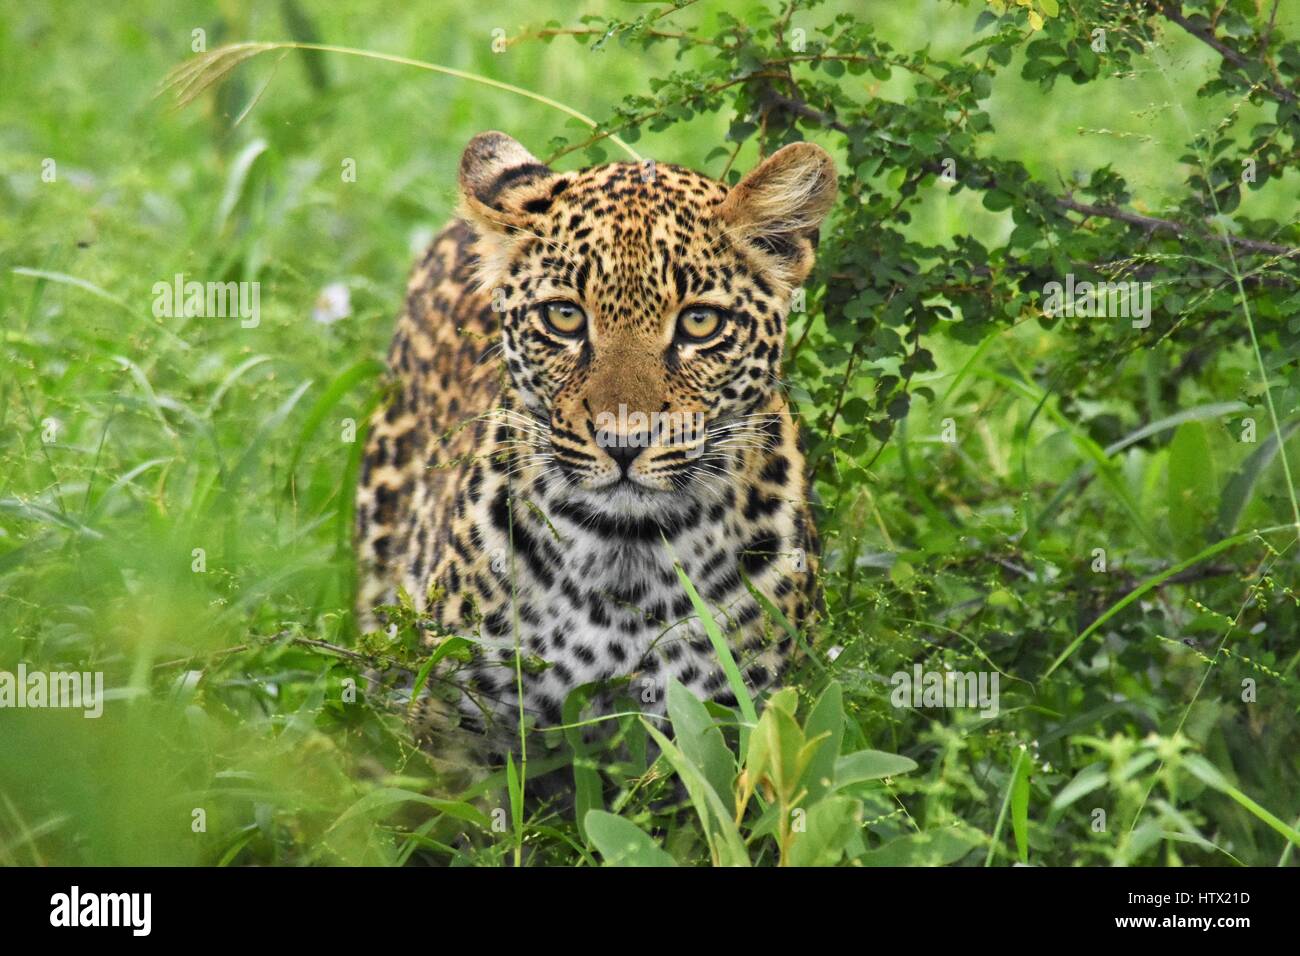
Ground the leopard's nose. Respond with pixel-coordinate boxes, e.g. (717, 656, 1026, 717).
(604, 443, 645, 477)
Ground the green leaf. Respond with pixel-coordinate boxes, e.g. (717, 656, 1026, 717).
(889, 558, 916, 586)
(763, 700, 810, 804)
(584, 811, 677, 867)
(407, 636, 472, 714)
(1050, 763, 1107, 812)
(802, 683, 844, 802)
(1181, 756, 1300, 847)
(643, 720, 750, 867)
(666, 678, 735, 814)
(982, 189, 1014, 212)
(1011, 753, 1031, 864)
(860, 826, 982, 866)
(1167, 421, 1218, 553)
(767, 686, 799, 717)
(561, 683, 606, 843)
(834, 749, 918, 788)
(786, 797, 862, 867)
(1075, 44, 1099, 77)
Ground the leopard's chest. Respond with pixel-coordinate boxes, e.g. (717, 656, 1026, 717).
(453, 494, 767, 727)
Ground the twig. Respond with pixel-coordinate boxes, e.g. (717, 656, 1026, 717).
(1149, 0, 1297, 104)
(1053, 196, 1298, 257)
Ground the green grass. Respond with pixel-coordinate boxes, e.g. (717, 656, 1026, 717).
(1, 0, 1298, 866)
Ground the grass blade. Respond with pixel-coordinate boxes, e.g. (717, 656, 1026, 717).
(161, 42, 642, 160)
(669, 553, 757, 728)
(1042, 525, 1291, 679)
(584, 810, 677, 866)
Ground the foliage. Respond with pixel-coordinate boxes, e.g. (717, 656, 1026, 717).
(592, 678, 937, 867)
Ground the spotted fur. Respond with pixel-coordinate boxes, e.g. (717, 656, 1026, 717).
(356, 132, 837, 767)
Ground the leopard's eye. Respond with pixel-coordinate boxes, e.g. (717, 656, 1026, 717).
(539, 301, 586, 338)
(676, 306, 726, 343)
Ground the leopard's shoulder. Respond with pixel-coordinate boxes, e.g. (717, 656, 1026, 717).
(354, 219, 500, 630)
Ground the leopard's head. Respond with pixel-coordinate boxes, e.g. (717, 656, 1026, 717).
(458, 131, 836, 514)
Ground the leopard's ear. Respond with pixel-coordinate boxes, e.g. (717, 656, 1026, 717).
(718, 142, 838, 287)
(458, 132, 569, 235)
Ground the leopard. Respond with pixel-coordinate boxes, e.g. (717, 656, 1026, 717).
(354, 131, 837, 776)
